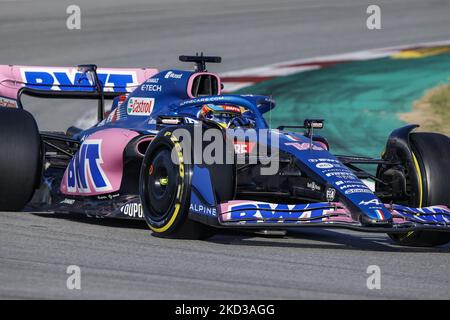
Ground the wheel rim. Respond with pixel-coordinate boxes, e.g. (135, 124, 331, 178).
(145, 148, 178, 221)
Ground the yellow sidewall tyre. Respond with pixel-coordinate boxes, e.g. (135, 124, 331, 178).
(388, 132, 450, 247)
(139, 128, 214, 240)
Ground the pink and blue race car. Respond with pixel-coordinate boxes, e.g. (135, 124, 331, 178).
(0, 55, 449, 247)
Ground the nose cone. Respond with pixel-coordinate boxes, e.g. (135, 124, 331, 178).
(359, 207, 393, 226)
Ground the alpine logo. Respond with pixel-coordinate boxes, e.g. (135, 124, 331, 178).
(359, 199, 382, 206)
(67, 139, 113, 193)
(127, 97, 155, 116)
(189, 203, 217, 216)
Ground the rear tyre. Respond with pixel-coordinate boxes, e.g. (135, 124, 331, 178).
(387, 132, 450, 247)
(0, 108, 42, 211)
(139, 128, 215, 240)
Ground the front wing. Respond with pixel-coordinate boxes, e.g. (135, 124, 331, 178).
(216, 200, 450, 233)
(31, 195, 450, 234)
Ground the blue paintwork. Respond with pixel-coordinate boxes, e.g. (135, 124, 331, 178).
(189, 165, 218, 217)
(392, 205, 450, 224)
(70, 68, 404, 224)
(191, 165, 216, 206)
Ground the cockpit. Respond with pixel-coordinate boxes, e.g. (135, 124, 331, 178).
(198, 104, 256, 129)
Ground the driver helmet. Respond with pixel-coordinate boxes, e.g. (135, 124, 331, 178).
(199, 104, 254, 129)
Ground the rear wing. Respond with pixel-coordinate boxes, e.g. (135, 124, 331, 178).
(0, 64, 158, 120)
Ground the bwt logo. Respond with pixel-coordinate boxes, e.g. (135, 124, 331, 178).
(229, 203, 308, 218)
(20, 68, 138, 92)
(67, 139, 113, 193)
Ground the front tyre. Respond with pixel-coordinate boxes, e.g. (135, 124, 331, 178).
(139, 129, 214, 239)
(388, 132, 450, 247)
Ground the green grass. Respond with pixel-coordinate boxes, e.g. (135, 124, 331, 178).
(400, 81, 450, 136)
(429, 84, 450, 126)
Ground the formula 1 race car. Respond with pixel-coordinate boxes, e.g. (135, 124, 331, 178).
(0, 55, 449, 247)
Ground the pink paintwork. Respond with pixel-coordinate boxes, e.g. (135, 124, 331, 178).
(60, 128, 139, 196)
(135, 136, 155, 156)
(0, 65, 159, 104)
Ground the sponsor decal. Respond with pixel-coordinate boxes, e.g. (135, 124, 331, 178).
(20, 68, 138, 92)
(106, 107, 121, 123)
(308, 158, 339, 163)
(180, 96, 226, 106)
(286, 142, 323, 151)
(146, 78, 159, 83)
(321, 168, 346, 173)
(339, 183, 369, 190)
(233, 141, 256, 154)
(316, 162, 334, 169)
(141, 84, 162, 92)
(345, 188, 372, 194)
(66, 139, 113, 194)
(127, 97, 155, 116)
(326, 172, 357, 179)
(184, 117, 198, 124)
(60, 198, 75, 205)
(222, 105, 241, 113)
(0, 97, 17, 108)
(97, 193, 119, 200)
(326, 188, 336, 202)
(117, 94, 128, 107)
(190, 203, 217, 216)
(160, 118, 181, 125)
(336, 180, 365, 186)
(164, 71, 183, 79)
(227, 202, 320, 219)
(307, 181, 321, 191)
(284, 134, 300, 141)
(120, 202, 143, 218)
